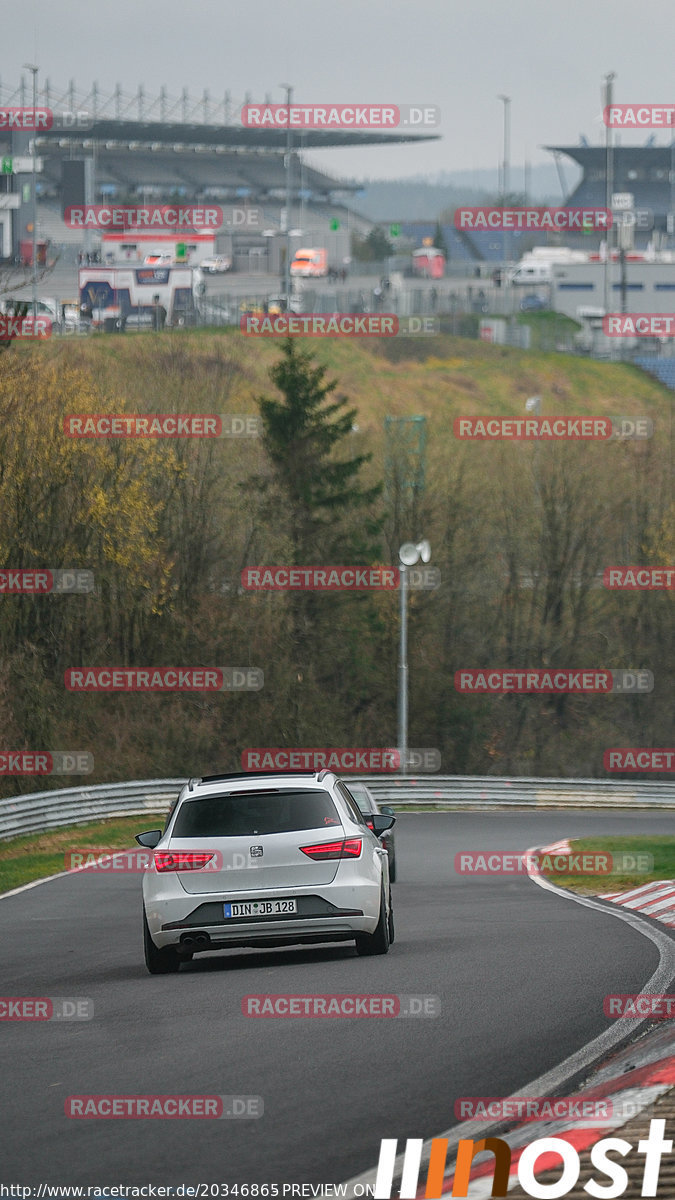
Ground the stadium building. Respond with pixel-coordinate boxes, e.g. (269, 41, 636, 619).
(0, 80, 438, 270)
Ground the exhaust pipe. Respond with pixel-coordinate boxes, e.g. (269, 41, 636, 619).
(180, 931, 211, 949)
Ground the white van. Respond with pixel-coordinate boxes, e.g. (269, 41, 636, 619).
(508, 261, 553, 286)
(0, 296, 61, 331)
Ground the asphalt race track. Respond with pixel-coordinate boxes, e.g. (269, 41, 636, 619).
(1, 810, 673, 1186)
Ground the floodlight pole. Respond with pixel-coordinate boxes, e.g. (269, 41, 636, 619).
(397, 540, 430, 777)
(23, 64, 38, 318)
(397, 561, 409, 777)
(281, 84, 293, 307)
(603, 73, 616, 322)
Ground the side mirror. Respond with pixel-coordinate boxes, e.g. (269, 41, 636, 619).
(380, 805, 395, 816)
(372, 814, 396, 837)
(135, 829, 162, 848)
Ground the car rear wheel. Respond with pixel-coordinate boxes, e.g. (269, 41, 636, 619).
(387, 890, 395, 944)
(143, 909, 181, 974)
(355, 886, 391, 956)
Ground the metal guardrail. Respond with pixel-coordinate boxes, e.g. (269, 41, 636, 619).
(1, 775, 674, 842)
(0, 780, 186, 842)
(360, 775, 675, 808)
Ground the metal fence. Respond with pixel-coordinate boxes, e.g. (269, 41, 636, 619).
(1, 775, 674, 842)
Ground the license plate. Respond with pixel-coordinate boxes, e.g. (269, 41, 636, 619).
(223, 899, 298, 918)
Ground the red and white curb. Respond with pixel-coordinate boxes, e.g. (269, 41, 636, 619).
(538, 839, 572, 856)
(599, 880, 675, 928)
(342, 840, 675, 1199)
(537, 838, 675, 931)
(409, 1031, 675, 1197)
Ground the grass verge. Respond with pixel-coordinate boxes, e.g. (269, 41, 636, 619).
(0, 814, 166, 894)
(542, 836, 675, 895)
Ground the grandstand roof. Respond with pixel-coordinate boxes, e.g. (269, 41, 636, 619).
(34, 118, 439, 151)
(546, 144, 675, 169)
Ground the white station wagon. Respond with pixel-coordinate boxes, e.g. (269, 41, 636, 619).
(137, 770, 395, 973)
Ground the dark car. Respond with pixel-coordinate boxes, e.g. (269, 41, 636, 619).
(343, 781, 397, 881)
(520, 293, 547, 312)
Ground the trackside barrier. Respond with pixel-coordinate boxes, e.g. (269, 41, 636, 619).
(1, 775, 674, 842)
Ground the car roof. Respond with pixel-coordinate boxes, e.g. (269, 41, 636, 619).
(184, 770, 338, 795)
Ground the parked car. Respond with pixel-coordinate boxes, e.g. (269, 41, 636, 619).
(143, 252, 173, 266)
(520, 293, 547, 312)
(267, 293, 303, 315)
(1, 296, 62, 332)
(343, 781, 397, 882)
(137, 770, 395, 973)
(199, 256, 232, 274)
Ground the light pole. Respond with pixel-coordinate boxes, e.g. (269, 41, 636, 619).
(498, 94, 510, 202)
(498, 95, 511, 312)
(23, 63, 38, 319)
(280, 83, 293, 306)
(397, 539, 431, 777)
(603, 73, 616, 321)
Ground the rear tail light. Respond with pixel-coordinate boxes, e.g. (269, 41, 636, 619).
(365, 818, 375, 831)
(154, 851, 216, 872)
(300, 838, 363, 861)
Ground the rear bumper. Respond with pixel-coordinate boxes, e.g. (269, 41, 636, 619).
(144, 882, 382, 948)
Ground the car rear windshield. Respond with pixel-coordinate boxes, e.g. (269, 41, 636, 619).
(171, 788, 342, 837)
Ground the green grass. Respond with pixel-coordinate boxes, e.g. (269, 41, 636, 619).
(0, 814, 166, 894)
(543, 836, 675, 895)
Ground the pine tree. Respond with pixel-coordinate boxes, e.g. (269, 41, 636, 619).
(254, 338, 382, 563)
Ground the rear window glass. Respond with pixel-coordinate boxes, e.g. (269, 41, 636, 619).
(171, 788, 342, 837)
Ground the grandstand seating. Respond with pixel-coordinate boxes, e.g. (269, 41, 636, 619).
(634, 356, 675, 390)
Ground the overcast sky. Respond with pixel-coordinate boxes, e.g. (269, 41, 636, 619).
(4, 0, 675, 181)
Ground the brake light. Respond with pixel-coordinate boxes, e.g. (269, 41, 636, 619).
(300, 838, 363, 861)
(365, 818, 375, 830)
(154, 851, 216, 872)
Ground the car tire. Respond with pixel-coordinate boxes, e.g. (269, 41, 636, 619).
(355, 885, 391, 956)
(387, 890, 395, 944)
(388, 849, 397, 883)
(143, 909, 181, 974)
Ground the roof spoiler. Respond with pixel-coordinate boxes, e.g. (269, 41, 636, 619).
(195, 770, 323, 785)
